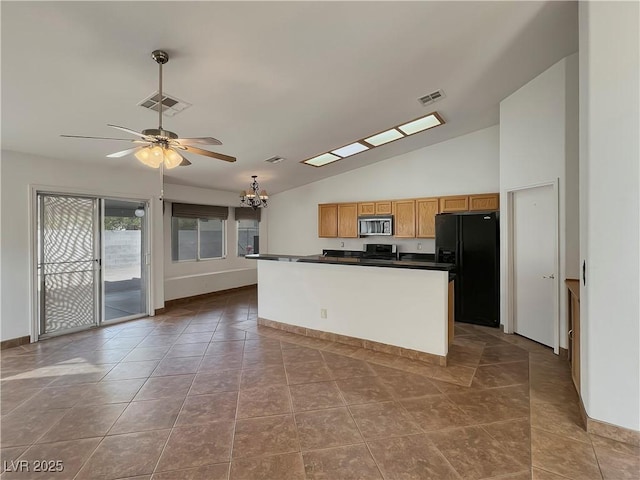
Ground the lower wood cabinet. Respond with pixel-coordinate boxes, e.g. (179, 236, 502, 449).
(337, 203, 358, 238)
(318, 204, 338, 237)
(566, 279, 581, 392)
(416, 198, 439, 238)
(392, 200, 416, 238)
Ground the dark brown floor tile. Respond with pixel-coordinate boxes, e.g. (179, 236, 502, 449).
(447, 344, 484, 367)
(0, 385, 41, 415)
(368, 433, 460, 480)
(0, 408, 68, 447)
(482, 418, 531, 467)
(530, 378, 579, 406)
(240, 365, 287, 389)
(282, 347, 324, 366)
(165, 343, 209, 358)
(531, 401, 591, 444)
(3, 437, 101, 480)
(320, 342, 362, 356)
(285, 361, 333, 385)
(156, 421, 235, 472)
(590, 434, 640, 458)
(237, 384, 291, 418)
(199, 353, 244, 373)
(335, 376, 393, 405)
(431, 364, 477, 387)
(289, 381, 345, 412)
(134, 374, 194, 401)
(379, 372, 442, 399)
(447, 385, 530, 424)
(137, 335, 180, 348)
(532, 468, 572, 479)
(295, 407, 363, 450)
(205, 341, 245, 356)
(76, 429, 170, 479)
(121, 346, 170, 362)
(189, 370, 241, 396)
(401, 395, 475, 431)
(242, 349, 284, 369)
(471, 361, 529, 389)
(230, 452, 305, 480)
(303, 444, 382, 480)
(479, 344, 530, 365)
(531, 428, 602, 479)
(593, 442, 639, 480)
(176, 392, 238, 425)
(109, 397, 184, 434)
(152, 356, 202, 377)
(101, 360, 159, 381)
(326, 361, 377, 380)
(38, 403, 127, 443)
(428, 425, 526, 479)
(174, 333, 214, 344)
(14, 384, 90, 412)
(81, 378, 146, 405)
(0, 446, 27, 466)
(152, 463, 229, 480)
(350, 401, 422, 439)
(232, 415, 299, 459)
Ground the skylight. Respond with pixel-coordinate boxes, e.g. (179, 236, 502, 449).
(301, 112, 444, 167)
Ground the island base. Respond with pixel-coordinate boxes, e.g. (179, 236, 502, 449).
(258, 317, 447, 366)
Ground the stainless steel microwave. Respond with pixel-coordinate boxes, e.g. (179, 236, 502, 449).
(358, 216, 393, 236)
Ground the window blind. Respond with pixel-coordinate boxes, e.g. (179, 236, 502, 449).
(171, 203, 229, 220)
(234, 208, 261, 222)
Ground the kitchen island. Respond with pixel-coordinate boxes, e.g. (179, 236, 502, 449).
(247, 254, 455, 365)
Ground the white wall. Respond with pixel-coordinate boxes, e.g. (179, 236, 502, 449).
(499, 54, 579, 349)
(0, 150, 164, 341)
(163, 183, 266, 301)
(267, 125, 499, 256)
(579, 1, 639, 432)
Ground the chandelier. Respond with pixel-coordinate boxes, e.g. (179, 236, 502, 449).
(240, 175, 268, 209)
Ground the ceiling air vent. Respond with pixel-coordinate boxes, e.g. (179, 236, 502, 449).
(265, 156, 285, 164)
(418, 89, 446, 107)
(138, 92, 191, 117)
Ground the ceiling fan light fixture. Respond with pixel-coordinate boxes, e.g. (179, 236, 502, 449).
(135, 146, 162, 168)
(163, 148, 183, 169)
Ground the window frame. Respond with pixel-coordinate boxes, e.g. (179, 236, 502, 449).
(172, 216, 226, 262)
(236, 218, 260, 257)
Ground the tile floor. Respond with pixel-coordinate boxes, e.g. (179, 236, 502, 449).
(1, 287, 638, 479)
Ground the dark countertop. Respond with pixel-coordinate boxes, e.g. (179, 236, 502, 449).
(246, 254, 455, 272)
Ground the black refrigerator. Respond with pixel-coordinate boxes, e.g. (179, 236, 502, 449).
(435, 212, 500, 327)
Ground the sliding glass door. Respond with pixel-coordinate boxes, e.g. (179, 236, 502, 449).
(37, 193, 149, 338)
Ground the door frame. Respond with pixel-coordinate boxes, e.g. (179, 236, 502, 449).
(504, 179, 560, 354)
(29, 184, 155, 342)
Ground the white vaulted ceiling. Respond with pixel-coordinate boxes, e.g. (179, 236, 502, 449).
(1, 1, 577, 194)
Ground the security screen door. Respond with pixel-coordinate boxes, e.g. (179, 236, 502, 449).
(38, 194, 100, 336)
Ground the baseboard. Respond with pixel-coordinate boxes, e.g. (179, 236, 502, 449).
(579, 395, 640, 446)
(163, 284, 257, 308)
(258, 317, 447, 366)
(1, 335, 31, 350)
(154, 308, 166, 315)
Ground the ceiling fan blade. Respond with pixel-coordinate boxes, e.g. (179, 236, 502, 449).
(179, 157, 192, 166)
(107, 124, 152, 139)
(61, 135, 145, 142)
(173, 137, 222, 146)
(106, 146, 143, 158)
(183, 146, 236, 163)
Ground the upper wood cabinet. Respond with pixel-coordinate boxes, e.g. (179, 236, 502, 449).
(375, 201, 392, 215)
(469, 193, 500, 211)
(416, 198, 439, 238)
(318, 204, 338, 238)
(392, 200, 416, 238)
(337, 203, 358, 238)
(358, 202, 375, 216)
(440, 195, 469, 213)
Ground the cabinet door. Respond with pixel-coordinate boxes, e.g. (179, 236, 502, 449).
(440, 195, 469, 213)
(375, 201, 392, 215)
(469, 193, 499, 211)
(318, 204, 338, 238)
(392, 200, 416, 238)
(337, 203, 358, 238)
(416, 198, 439, 238)
(358, 202, 375, 216)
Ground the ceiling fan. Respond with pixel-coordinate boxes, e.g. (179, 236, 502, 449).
(62, 50, 236, 169)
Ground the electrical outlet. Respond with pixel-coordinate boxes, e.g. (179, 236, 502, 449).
(340, 242, 344, 247)
(320, 309, 327, 319)
(417, 243, 422, 250)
